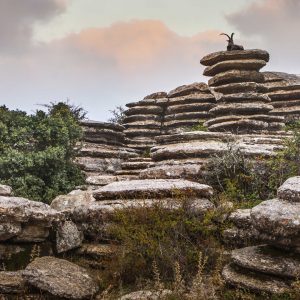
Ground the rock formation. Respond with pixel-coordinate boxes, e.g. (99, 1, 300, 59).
(201, 50, 285, 133)
(77, 120, 139, 187)
(263, 72, 300, 122)
(223, 176, 300, 294)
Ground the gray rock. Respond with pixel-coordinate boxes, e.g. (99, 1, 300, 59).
(76, 243, 118, 259)
(208, 70, 265, 87)
(124, 106, 163, 116)
(0, 196, 61, 226)
(144, 92, 167, 99)
(85, 174, 118, 186)
(167, 93, 215, 105)
(76, 156, 123, 173)
(268, 89, 300, 100)
(277, 176, 300, 202)
(80, 120, 124, 132)
(93, 179, 213, 200)
(56, 221, 83, 253)
(209, 103, 274, 116)
(231, 245, 300, 279)
(119, 290, 172, 300)
(0, 271, 25, 294)
(222, 263, 291, 294)
(0, 185, 12, 196)
(213, 82, 267, 94)
(168, 82, 209, 98)
(51, 191, 96, 214)
(0, 222, 22, 241)
(228, 209, 252, 228)
(164, 111, 212, 122)
(251, 199, 300, 238)
(23, 256, 99, 299)
(166, 103, 215, 114)
(13, 225, 49, 243)
(217, 93, 271, 103)
(203, 59, 266, 76)
(200, 49, 270, 66)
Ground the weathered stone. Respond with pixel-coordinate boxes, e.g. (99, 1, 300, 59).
(164, 119, 210, 129)
(217, 93, 271, 103)
(23, 256, 99, 299)
(168, 82, 209, 98)
(123, 114, 160, 123)
(0, 271, 25, 294)
(222, 227, 260, 247)
(0, 222, 21, 241)
(85, 174, 118, 186)
(119, 290, 172, 300)
(0, 244, 26, 260)
(222, 263, 291, 294)
(231, 245, 300, 279)
(124, 128, 161, 137)
(0, 185, 12, 197)
(208, 70, 265, 87)
(76, 243, 118, 259)
(93, 179, 213, 200)
(167, 93, 215, 105)
(123, 120, 161, 128)
(76, 156, 122, 173)
(164, 111, 212, 122)
(213, 82, 267, 94)
(209, 103, 274, 116)
(271, 106, 300, 115)
(268, 90, 300, 100)
(251, 199, 300, 238)
(277, 176, 300, 202)
(56, 221, 83, 253)
(203, 59, 266, 77)
(228, 209, 252, 228)
(124, 106, 163, 116)
(0, 196, 61, 225)
(272, 99, 300, 108)
(81, 120, 124, 131)
(144, 91, 167, 99)
(166, 103, 215, 114)
(51, 191, 96, 214)
(200, 49, 270, 66)
(13, 225, 49, 242)
(121, 161, 151, 170)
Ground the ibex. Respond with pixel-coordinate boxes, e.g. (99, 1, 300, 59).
(220, 33, 244, 51)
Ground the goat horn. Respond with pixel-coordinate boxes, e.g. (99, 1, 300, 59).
(231, 33, 235, 40)
(220, 33, 230, 39)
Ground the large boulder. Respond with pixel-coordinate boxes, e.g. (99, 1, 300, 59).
(23, 256, 99, 299)
(277, 176, 300, 202)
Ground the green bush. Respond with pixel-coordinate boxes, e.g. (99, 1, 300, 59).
(0, 102, 85, 203)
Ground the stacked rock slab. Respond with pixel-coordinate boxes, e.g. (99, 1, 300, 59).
(140, 131, 288, 181)
(66, 179, 215, 241)
(77, 120, 139, 187)
(116, 157, 153, 178)
(164, 83, 216, 134)
(201, 50, 284, 133)
(222, 176, 300, 295)
(123, 92, 167, 152)
(263, 72, 300, 122)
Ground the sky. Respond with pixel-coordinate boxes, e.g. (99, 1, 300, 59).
(0, 0, 299, 121)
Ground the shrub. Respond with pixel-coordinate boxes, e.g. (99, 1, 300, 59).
(0, 102, 85, 203)
(108, 105, 126, 124)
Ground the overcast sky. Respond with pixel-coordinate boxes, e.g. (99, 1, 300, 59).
(0, 0, 299, 121)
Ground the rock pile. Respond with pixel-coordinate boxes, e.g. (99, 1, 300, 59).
(140, 131, 287, 181)
(77, 120, 139, 187)
(123, 92, 166, 151)
(164, 83, 216, 134)
(263, 72, 300, 122)
(201, 50, 284, 133)
(223, 176, 300, 294)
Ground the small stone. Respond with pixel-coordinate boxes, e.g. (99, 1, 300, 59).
(0, 185, 12, 196)
(0, 271, 25, 294)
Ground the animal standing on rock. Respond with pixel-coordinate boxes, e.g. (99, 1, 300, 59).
(220, 33, 244, 51)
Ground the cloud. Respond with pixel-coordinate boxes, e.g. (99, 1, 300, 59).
(0, 19, 224, 120)
(226, 0, 300, 73)
(0, 0, 67, 53)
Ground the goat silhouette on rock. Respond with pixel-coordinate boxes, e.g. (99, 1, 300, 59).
(220, 33, 244, 51)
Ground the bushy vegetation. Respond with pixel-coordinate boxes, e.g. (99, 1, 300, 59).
(108, 105, 126, 124)
(0, 102, 85, 203)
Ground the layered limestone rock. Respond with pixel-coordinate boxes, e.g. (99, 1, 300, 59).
(78, 120, 139, 187)
(263, 72, 300, 122)
(201, 50, 284, 133)
(223, 176, 300, 294)
(123, 92, 166, 151)
(71, 179, 215, 240)
(164, 83, 216, 133)
(140, 131, 287, 181)
(116, 157, 153, 178)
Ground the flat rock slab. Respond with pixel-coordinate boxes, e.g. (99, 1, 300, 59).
(144, 91, 167, 99)
(168, 82, 209, 98)
(23, 256, 99, 299)
(228, 209, 252, 229)
(80, 120, 124, 131)
(93, 179, 213, 200)
(0, 271, 25, 294)
(0, 222, 22, 241)
(213, 82, 267, 94)
(231, 245, 300, 278)
(251, 199, 300, 238)
(222, 263, 291, 294)
(203, 59, 266, 77)
(200, 49, 270, 66)
(268, 90, 300, 100)
(277, 176, 300, 202)
(218, 93, 271, 104)
(0, 196, 61, 225)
